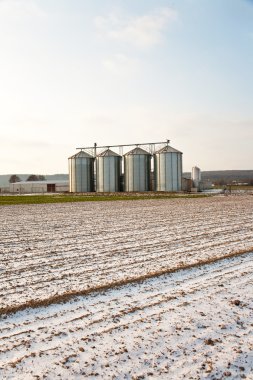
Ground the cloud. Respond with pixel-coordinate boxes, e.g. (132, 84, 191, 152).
(0, 0, 47, 20)
(102, 53, 140, 75)
(95, 7, 178, 48)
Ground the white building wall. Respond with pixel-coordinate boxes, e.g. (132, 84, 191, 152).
(10, 181, 69, 194)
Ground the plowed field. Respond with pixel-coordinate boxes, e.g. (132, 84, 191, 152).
(0, 252, 252, 379)
(1, 195, 253, 313)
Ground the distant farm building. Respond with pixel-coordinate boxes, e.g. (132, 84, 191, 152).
(10, 180, 68, 194)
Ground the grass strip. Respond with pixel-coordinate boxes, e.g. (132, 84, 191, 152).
(0, 193, 210, 206)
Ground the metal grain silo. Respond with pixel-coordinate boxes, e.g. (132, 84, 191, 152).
(154, 145, 182, 192)
(68, 151, 94, 192)
(192, 166, 201, 188)
(124, 147, 151, 192)
(96, 149, 121, 192)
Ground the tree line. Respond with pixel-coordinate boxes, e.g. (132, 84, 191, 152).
(9, 175, 46, 183)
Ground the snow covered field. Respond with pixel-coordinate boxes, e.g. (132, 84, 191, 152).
(1, 195, 253, 312)
(0, 252, 252, 379)
(0, 195, 253, 379)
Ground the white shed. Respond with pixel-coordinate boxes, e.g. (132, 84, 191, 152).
(9, 180, 69, 194)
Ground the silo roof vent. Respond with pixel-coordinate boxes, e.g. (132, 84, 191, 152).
(155, 145, 182, 154)
(69, 150, 93, 159)
(125, 147, 151, 156)
(98, 149, 121, 157)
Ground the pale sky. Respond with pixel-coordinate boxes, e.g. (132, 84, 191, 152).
(0, 0, 253, 174)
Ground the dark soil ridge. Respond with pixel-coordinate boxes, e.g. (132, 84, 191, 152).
(1, 248, 252, 317)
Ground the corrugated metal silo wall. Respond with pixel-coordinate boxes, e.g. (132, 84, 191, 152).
(154, 152, 182, 191)
(69, 157, 94, 192)
(96, 156, 121, 192)
(124, 155, 151, 192)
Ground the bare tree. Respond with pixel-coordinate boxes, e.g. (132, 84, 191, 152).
(26, 174, 45, 181)
(9, 175, 21, 183)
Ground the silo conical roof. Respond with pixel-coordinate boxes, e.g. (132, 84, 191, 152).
(69, 150, 93, 159)
(124, 147, 151, 156)
(98, 149, 120, 157)
(155, 145, 182, 154)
